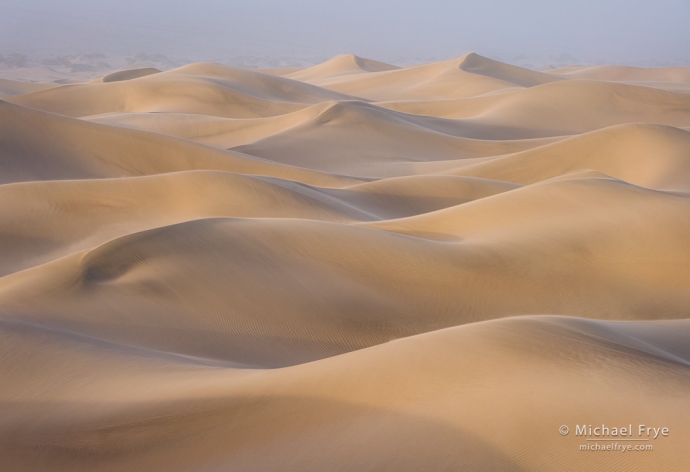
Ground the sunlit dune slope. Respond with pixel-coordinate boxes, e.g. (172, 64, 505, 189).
(1, 315, 689, 471)
(442, 124, 690, 191)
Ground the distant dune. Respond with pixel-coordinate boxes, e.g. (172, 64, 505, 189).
(548, 64, 690, 82)
(287, 54, 400, 81)
(300, 53, 561, 101)
(99, 67, 161, 83)
(1, 53, 690, 471)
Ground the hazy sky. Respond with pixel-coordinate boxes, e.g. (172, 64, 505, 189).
(1, 0, 689, 64)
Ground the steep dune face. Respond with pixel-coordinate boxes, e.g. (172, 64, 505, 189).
(2, 54, 690, 471)
(457, 52, 563, 87)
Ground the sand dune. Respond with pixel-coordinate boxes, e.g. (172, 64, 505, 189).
(443, 124, 690, 190)
(7, 75, 306, 118)
(2, 315, 689, 471)
(0, 172, 376, 276)
(256, 66, 305, 76)
(0, 171, 515, 275)
(296, 53, 560, 101)
(0, 77, 59, 98)
(2, 180, 689, 366)
(549, 64, 690, 82)
(0, 100, 357, 186)
(381, 80, 690, 137)
(2, 53, 690, 470)
(87, 101, 558, 159)
(7, 64, 357, 118)
(232, 101, 561, 176)
(286, 54, 400, 81)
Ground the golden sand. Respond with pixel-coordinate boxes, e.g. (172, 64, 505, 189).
(1, 53, 689, 471)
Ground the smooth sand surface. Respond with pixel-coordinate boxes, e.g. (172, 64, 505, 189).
(0, 78, 60, 98)
(1, 53, 690, 471)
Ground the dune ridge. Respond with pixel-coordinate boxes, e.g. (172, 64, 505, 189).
(548, 64, 690, 83)
(1, 53, 690, 471)
(286, 54, 400, 81)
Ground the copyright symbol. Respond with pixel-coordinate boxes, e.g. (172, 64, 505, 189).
(559, 425, 569, 436)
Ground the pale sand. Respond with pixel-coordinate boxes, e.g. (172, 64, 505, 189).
(1, 52, 689, 471)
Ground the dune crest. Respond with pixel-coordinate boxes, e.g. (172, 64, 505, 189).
(456, 52, 562, 87)
(287, 54, 400, 81)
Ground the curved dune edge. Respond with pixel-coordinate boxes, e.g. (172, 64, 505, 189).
(2, 54, 690, 471)
(1, 196, 689, 367)
(1, 315, 689, 471)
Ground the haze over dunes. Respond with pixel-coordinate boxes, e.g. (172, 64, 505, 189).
(2, 52, 690, 471)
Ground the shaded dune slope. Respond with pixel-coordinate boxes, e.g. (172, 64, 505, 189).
(99, 67, 161, 83)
